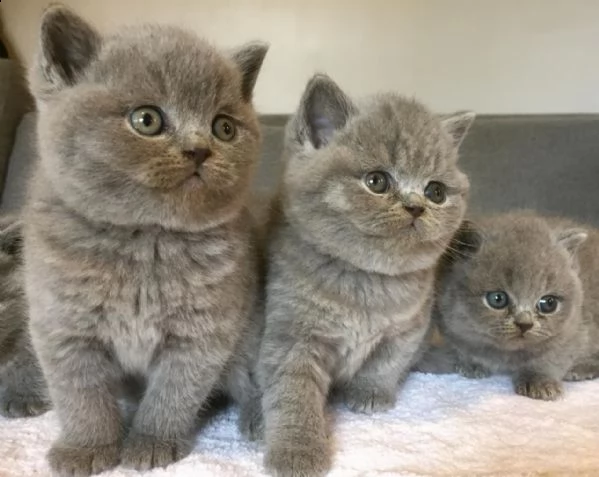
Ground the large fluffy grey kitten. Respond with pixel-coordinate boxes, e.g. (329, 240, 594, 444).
(0, 217, 49, 418)
(424, 211, 599, 400)
(254, 74, 475, 477)
(24, 6, 267, 476)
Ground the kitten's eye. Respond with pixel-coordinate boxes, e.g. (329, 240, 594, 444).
(424, 181, 447, 204)
(364, 171, 390, 194)
(212, 115, 236, 142)
(129, 106, 164, 136)
(537, 295, 559, 314)
(485, 291, 509, 310)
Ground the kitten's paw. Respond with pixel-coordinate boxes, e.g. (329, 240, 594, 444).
(514, 375, 563, 401)
(0, 391, 51, 418)
(265, 443, 331, 477)
(342, 385, 395, 414)
(239, 398, 264, 441)
(564, 365, 599, 381)
(455, 362, 491, 379)
(48, 442, 120, 476)
(121, 432, 191, 471)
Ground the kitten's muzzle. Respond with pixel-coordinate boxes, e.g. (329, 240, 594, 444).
(514, 312, 534, 334)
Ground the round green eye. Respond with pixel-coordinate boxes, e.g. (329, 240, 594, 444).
(486, 291, 509, 309)
(364, 171, 389, 194)
(424, 181, 447, 204)
(538, 295, 559, 314)
(129, 106, 164, 136)
(212, 115, 236, 141)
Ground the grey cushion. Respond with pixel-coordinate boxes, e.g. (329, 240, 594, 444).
(4, 113, 599, 226)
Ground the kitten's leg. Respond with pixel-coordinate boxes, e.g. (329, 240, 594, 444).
(262, 345, 332, 477)
(513, 370, 564, 401)
(121, 341, 225, 471)
(340, 326, 427, 414)
(37, 337, 123, 476)
(0, 340, 50, 418)
(564, 355, 599, 381)
(226, 362, 264, 441)
(454, 356, 492, 379)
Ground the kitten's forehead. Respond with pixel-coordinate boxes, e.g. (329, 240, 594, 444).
(342, 94, 453, 176)
(92, 26, 240, 116)
(473, 218, 572, 294)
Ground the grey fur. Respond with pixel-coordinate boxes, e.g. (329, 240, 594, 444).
(25, 5, 267, 476)
(0, 217, 50, 418)
(252, 74, 474, 477)
(425, 211, 599, 400)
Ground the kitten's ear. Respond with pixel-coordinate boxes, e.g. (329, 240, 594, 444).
(34, 5, 101, 92)
(556, 228, 588, 257)
(441, 111, 476, 149)
(295, 74, 357, 149)
(0, 220, 22, 256)
(446, 220, 482, 263)
(231, 42, 269, 102)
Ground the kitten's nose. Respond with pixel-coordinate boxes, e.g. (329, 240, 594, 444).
(183, 148, 212, 166)
(404, 206, 425, 218)
(516, 322, 534, 333)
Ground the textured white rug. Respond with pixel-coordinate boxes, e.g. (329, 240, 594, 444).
(1, 373, 598, 477)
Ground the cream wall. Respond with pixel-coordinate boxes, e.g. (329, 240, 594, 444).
(2, 0, 599, 114)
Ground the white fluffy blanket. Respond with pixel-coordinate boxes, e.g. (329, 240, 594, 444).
(1, 373, 598, 477)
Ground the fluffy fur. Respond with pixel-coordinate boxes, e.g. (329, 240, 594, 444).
(0, 217, 49, 418)
(251, 74, 475, 477)
(24, 6, 267, 476)
(421, 211, 599, 400)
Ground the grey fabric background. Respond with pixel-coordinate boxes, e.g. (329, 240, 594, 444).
(4, 113, 599, 225)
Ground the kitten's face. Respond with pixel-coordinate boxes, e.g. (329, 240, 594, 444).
(31, 8, 267, 230)
(439, 215, 586, 350)
(283, 75, 474, 274)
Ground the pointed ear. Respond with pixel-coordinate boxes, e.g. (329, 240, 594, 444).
(34, 5, 101, 92)
(556, 228, 587, 257)
(231, 42, 269, 102)
(295, 74, 357, 149)
(446, 220, 482, 263)
(441, 111, 475, 149)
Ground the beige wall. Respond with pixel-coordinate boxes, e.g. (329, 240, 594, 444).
(2, 0, 599, 114)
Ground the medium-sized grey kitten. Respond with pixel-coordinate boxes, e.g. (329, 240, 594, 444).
(0, 217, 49, 418)
(422, 211, 599, 400)
(254, 74, 475, 476)
(25, 6, 267, 476)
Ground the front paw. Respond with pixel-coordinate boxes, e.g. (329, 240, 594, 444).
(265, 441, 331, 477)
(564, 365, 599, 381)
(455, 362, 491, 379)
(514, 375, 563, 401)
(239, 396, 264, 441)
(0, 390, 51, 418)
(342, 385, 395, 414)
(121, 431, 192, 471)
(48, 442, 120, 476)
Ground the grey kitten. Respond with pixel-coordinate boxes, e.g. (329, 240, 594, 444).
(253, 74, 475, 477)
(25, 6, 267, 476)
(0, 217, 50, 418)
(426, 211, 599, 400)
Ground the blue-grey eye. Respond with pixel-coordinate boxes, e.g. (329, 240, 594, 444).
(424, 181, 447, 204)
(485, 291, 509, 309)
(364, 171, 389, 194)
(212, 115, 236, 141)
(129, 106, 164, 136)
(537, 295, 559, 314)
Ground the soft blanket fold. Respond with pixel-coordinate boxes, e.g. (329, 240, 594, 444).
(1, 373, 598, 477)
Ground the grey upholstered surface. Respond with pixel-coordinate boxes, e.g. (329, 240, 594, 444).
(4, 113, 599, 225)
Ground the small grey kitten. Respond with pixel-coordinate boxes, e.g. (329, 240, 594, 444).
(424, 211, 599, 400)
(254, 74, 475, 476)
(0, 217, 49, 418)
(25, 6, 267, 476)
